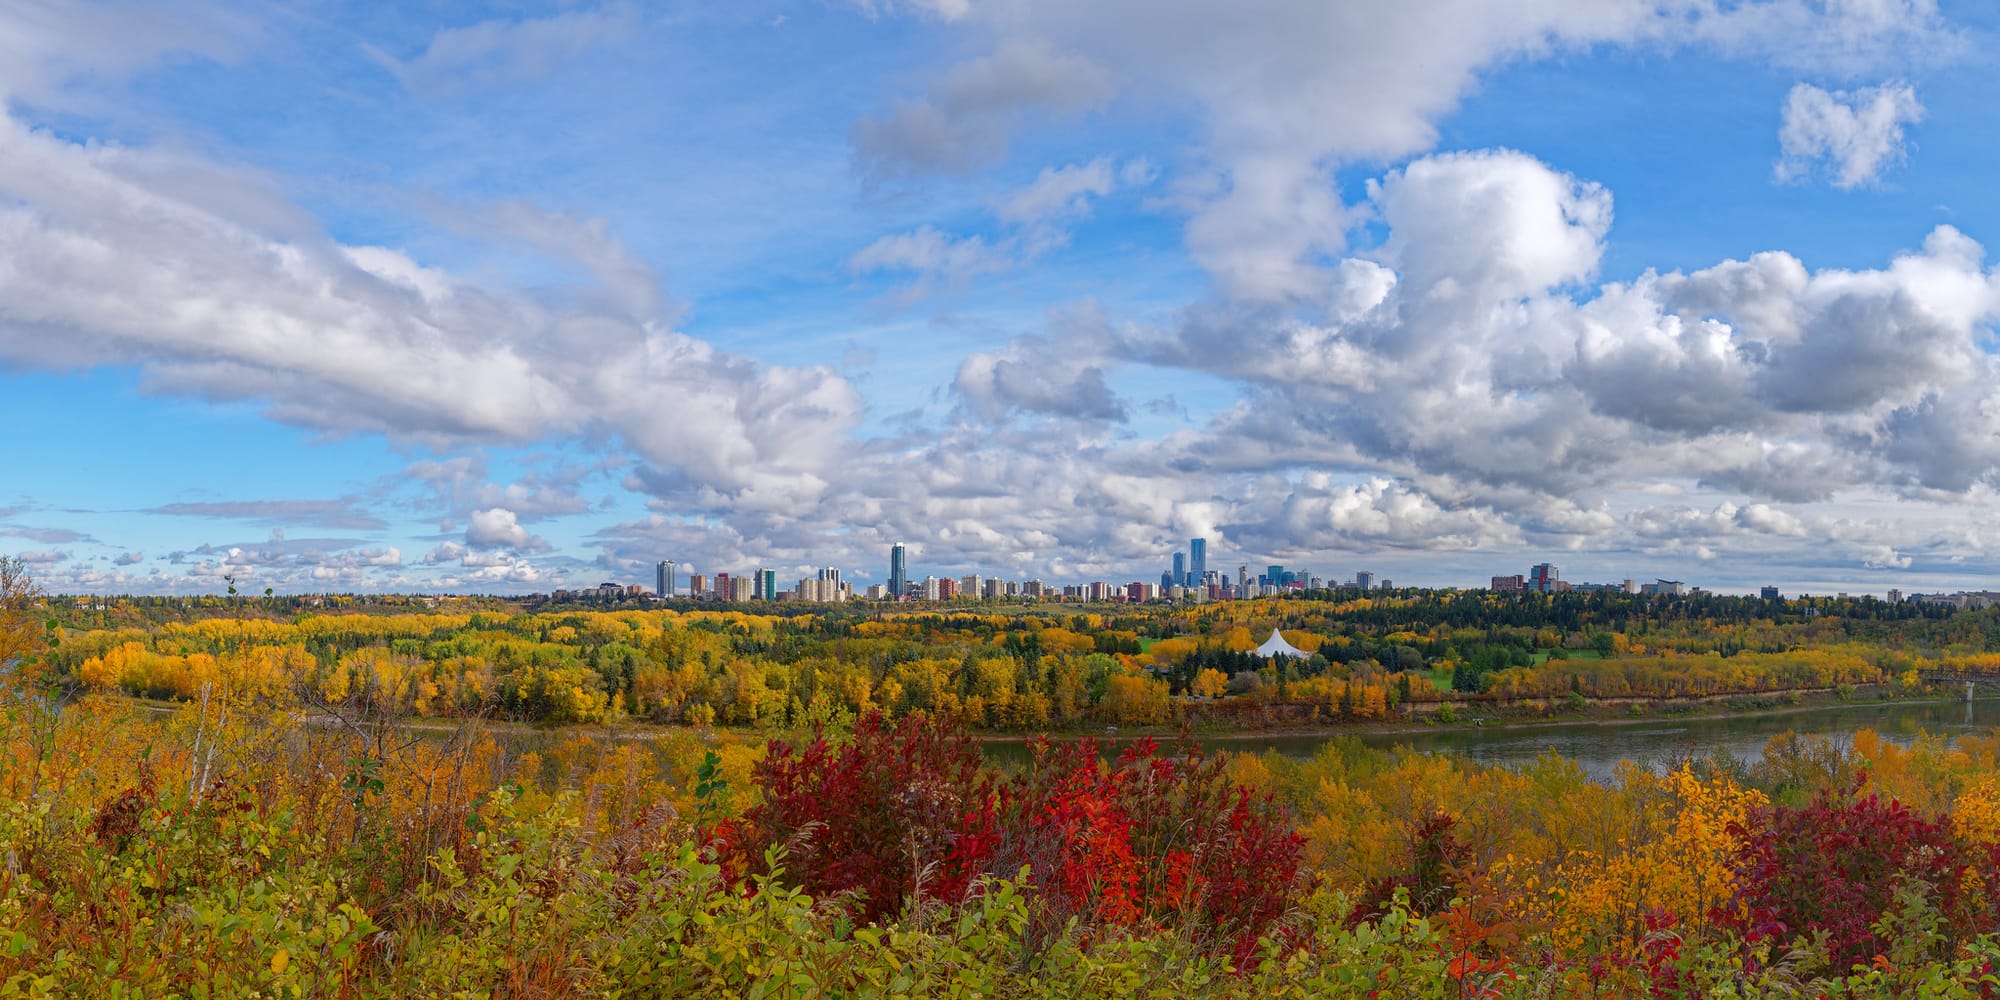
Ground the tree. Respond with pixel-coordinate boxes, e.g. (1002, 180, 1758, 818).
(1191, 667, 1228, 699)
(0, 556, 47, 689)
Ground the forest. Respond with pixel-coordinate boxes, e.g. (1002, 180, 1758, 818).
(33, 584, 2000, 732)
(8, 563, 2000, 995)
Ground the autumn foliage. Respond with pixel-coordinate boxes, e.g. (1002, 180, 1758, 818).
(723, 713, 1305, 960)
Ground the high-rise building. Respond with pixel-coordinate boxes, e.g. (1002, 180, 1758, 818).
(714, 572, 731, 600)
(1189, 538, 1206, 590)
(759, 569, 777, 601)
(656, 560, 676, 598)
(1239, 565, 1249, 590)
(688, 573, 708, 598)
(1355, 571, 1374, 591)
(1529, 563, 1561, 594)
(1887, 588, 1903, 603)
(1172, 551, 1186, 587)
(889, 543, 908, 599)
(1761, 585, 1781, 600)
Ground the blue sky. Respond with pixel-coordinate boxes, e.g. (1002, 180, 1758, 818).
(4, 0, 2000, 596)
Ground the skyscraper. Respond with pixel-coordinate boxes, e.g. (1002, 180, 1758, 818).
(1171, 551, 1186, 587)
(1355, 570, 1374, 591)
(758, 568, 777, 601)
(889, 543, 907, 599)
(1189, 538, 1206, 588)
(655, 560, 676, 598)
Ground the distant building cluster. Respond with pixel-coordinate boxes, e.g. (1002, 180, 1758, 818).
(615, 538, 1395, 606)
(1489, 563, 1686, 596)
(554, 552, 1951, 607)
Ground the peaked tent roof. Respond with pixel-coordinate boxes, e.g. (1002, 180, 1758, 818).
(1255, 628, 1308, 659)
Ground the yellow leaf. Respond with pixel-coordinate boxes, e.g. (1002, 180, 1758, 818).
(270, 949, 290, 975)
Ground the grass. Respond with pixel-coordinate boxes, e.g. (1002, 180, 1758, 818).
(1530, 649, 1604, 664)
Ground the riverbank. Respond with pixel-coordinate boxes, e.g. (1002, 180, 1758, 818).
(126, 683, 1995, 749)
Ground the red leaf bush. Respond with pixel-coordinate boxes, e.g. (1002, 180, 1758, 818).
(724, 714, 1304, 959)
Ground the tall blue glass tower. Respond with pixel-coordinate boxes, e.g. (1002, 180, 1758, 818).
(1172, 551, 1186, 587)
(889, 543, 907, 598)
(1189, 538, 1207, 587)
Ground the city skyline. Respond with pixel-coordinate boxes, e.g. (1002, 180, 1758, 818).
(4, 2, 2000, 598)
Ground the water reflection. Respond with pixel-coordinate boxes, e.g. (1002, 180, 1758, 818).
(982, 698, 1998, 782)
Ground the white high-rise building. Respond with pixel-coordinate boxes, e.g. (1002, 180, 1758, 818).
(656, 560, 677, 598)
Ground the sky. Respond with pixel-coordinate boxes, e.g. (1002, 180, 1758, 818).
(3, 0, 2000, 597)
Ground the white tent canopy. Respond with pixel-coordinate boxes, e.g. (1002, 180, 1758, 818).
(1255, 628, 1308, 659)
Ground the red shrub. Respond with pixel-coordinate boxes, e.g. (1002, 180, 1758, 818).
(731, 719, 1305, 958)
(733, 712, 997, 922)
(1725, 785, 1977, 971)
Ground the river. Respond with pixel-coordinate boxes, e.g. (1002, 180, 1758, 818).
(982, 697, 2000, 781)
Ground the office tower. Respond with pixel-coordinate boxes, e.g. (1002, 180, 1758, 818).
(1189, 538, 1206, 589)
(656, 560, 676, 598)
(1355, 570, 1374, 591)
(1761, 585, 1781, 600)
(1171, 551, 1186, 588)
(713, 572, 730, 600)
(1529, 563, 1560, 594)
(1239, 565, 1249, 590)
(890, 543, 908, 599)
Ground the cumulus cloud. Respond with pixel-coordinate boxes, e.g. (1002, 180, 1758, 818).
(114, 551, 144, 566)
(1776, 82, 1924, 188)
(855, 0, 1959, 301)
(403, 455, 596, 523)
(465, 508, 547, 552)
(0, 104, 861, 511)
(954, 341, 1125, 422)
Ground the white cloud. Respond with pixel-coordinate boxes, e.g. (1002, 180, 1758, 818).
(850, 0, 973, 21)
(851, 156, 1148, 295)
(466, 508, 546, 552)
(855, 0, 1960, 301)
(375, 4, 643, 97)
(0, 107, 863, 510)
(852, 39, 1114, 182)
(1776, 82, 1924, 188)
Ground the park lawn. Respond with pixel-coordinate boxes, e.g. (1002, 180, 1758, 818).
(1530, 649, 1605, 664)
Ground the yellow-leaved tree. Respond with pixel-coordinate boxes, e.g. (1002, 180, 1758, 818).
(0, 555, 45, 690)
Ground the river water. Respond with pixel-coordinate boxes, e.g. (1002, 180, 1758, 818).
(984, 698, 2000, 782)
